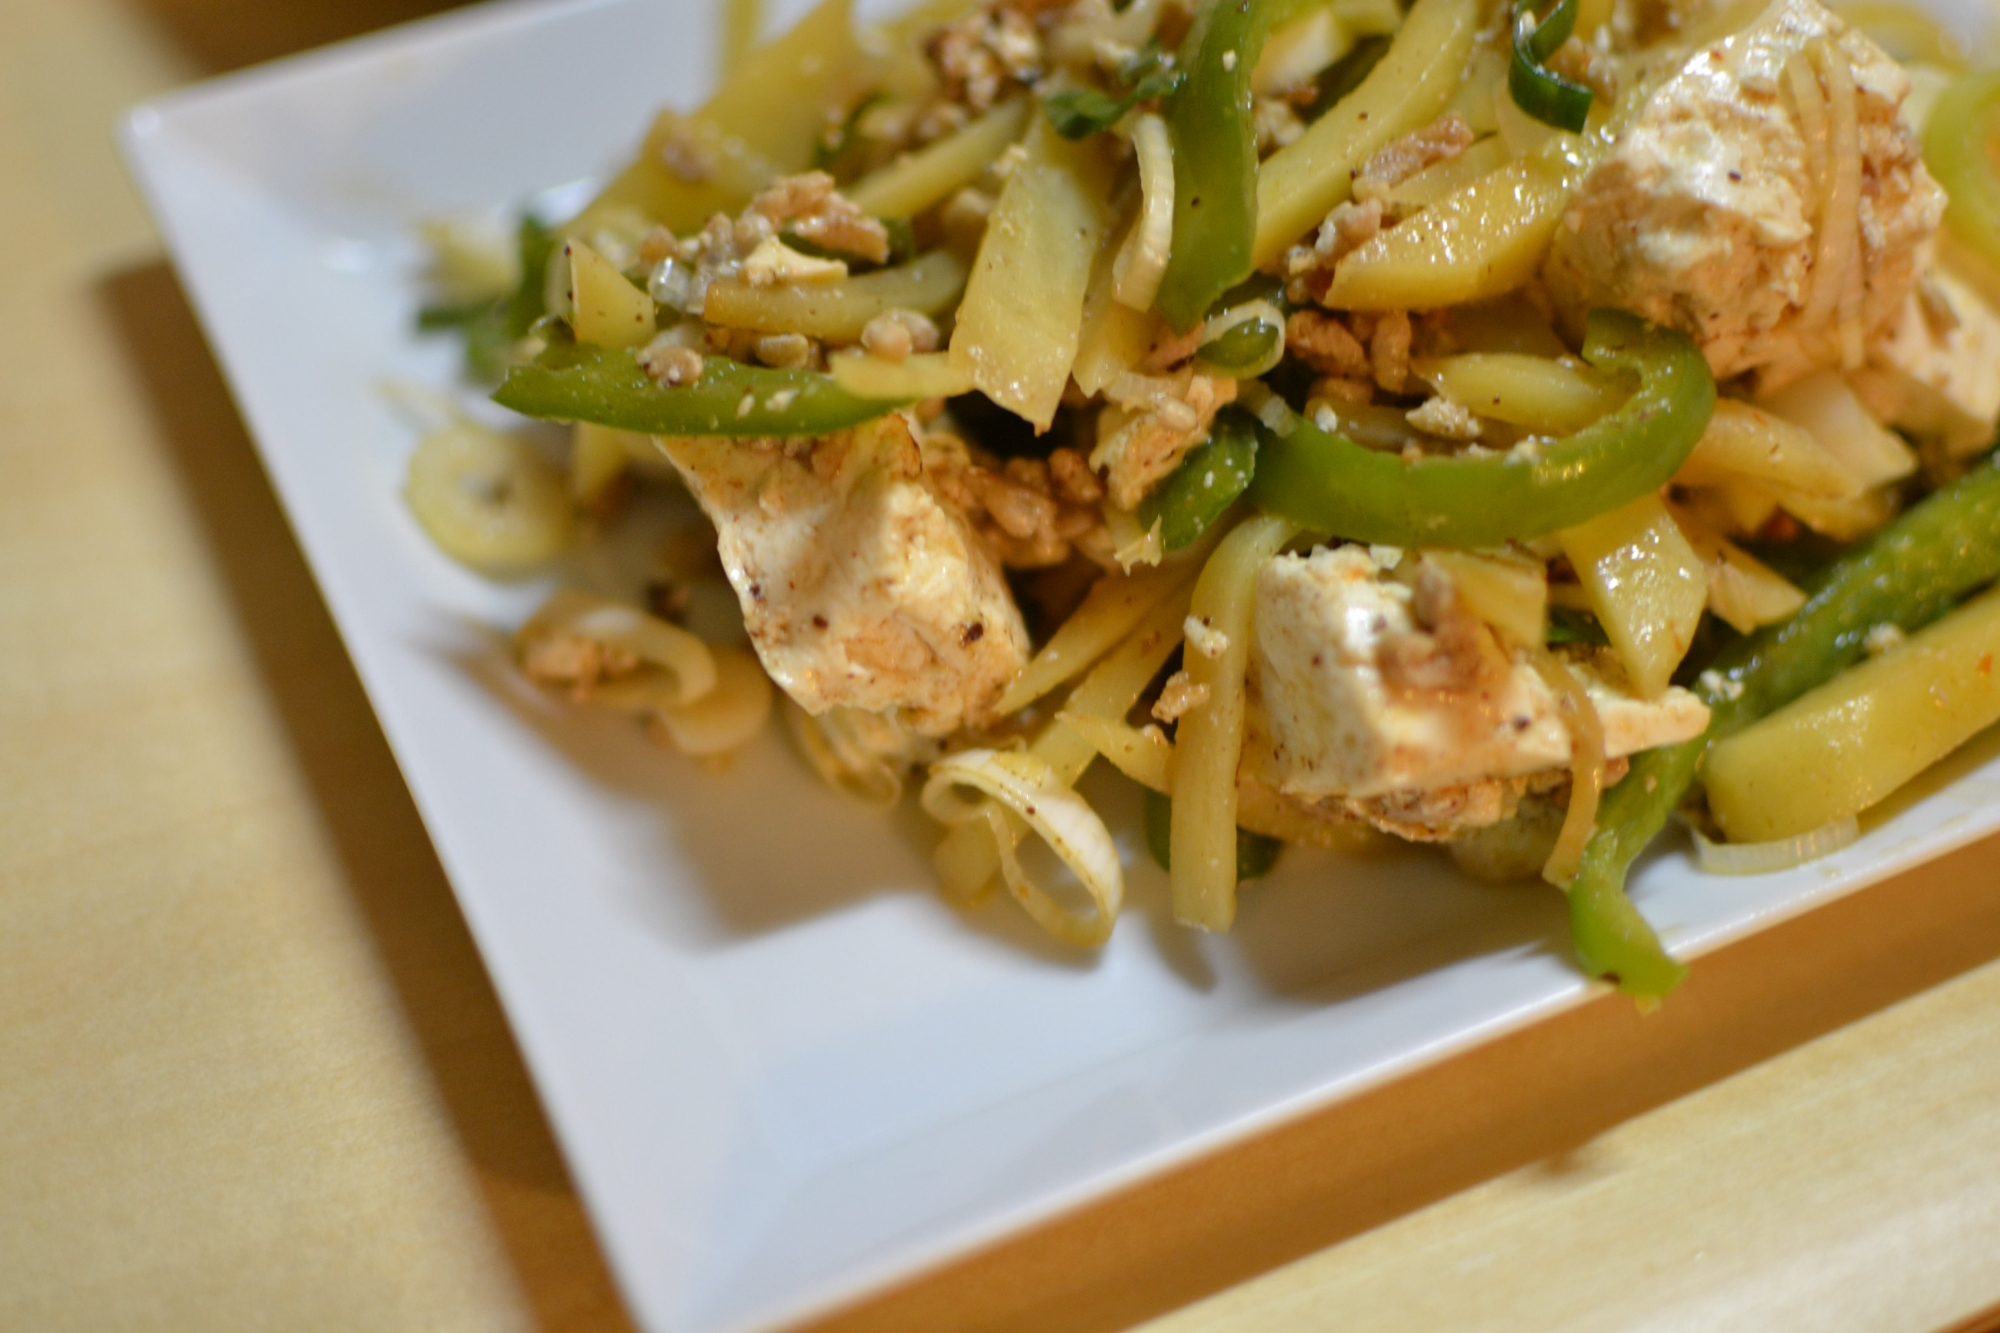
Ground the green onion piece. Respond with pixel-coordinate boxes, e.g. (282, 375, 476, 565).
(1138, 407, 1260, 551)
(1144, 788, 1282, 881)
(1509, 0, 1593, 133)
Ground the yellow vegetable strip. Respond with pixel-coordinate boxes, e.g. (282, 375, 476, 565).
(572, 0, 859, 235)
(1323, 148, 1592, 311)
(828, 350, 974, 400)
(1705, 583, 2000, 843)
(847, 98, 1032, 219)
(1382, 134, 1510, 208)
(1171, 515, 1299, 931)
(570, 111, 779, 237)
(567, 240, 656, 348)
(698, 0, 862, 168)
(995, 542, 1208, 714)
(1669, 503, 1807, 634)
(569, 422, 647, 503)
(1040, 591, 1194, 772)
(1056, 711, 1174, 792)
(1557, 492, 1707, 699)
(723, 0, 764, 75)
(949, 120, 1110, 429)
(1412, 352, 1629, 434)
(1252, 0, 1481, 268)
(1673, 398, 1861, 497)
(702, 249, 968, 339)
(1524, 645, 1607, 886)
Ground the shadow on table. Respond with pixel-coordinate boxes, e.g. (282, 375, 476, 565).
(800, 824, 2000, 1333)
(97, 258, 639, 1333)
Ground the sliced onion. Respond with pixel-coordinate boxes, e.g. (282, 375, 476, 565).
(931, 812, 1008, 906)
(519, 588, 716, 706)
(1112, 113, 1175, 311)
(1691, 816, 1858, 876)
(406, 420, 573, 573)
(783, 700, 910, 809)
(646, 645, 772, 756)
(921, 748, 1125, 946)
(1522, 644, 1607, 886)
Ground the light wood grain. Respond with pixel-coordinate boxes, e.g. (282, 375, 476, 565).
(3, 0, 1999, 1330)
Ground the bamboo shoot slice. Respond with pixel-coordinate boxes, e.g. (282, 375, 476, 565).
(948, 120, 1109, 428)
(1558, 492, 1707, 698)
(1323, 149, 1589, 311)
(847, 98, 1031, 219)
(1252, 0, 1481, 268)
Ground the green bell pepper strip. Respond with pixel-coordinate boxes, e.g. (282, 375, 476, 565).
(1138, 407, 1260, 550)
(1144, 788, 1282, 881)
(1509, 0, 1593, 134)
(1245, 309, 1714, 546)
(1924, 71, 2000, 273)
(1155, 0, 1286, 332)
(1570, 453, 2000, 1000)
(493, 342, 908, 437)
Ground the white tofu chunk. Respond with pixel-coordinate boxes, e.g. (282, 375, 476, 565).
(655, 414, 1029, 736)
(1850, 265, 2000, 456)
(1251, 545, 1709, 802)
(1543, 0, 1944, 383)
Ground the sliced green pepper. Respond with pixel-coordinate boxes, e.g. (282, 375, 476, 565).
(1569, 453, 2000, 999)
(1155, 0, 1286, 332)
(494, 341, 907, 436)
(1246, 309, 1714, 546)
(1144, 788, 1282, 881)
(1138, 407, 1259, 550)
(1509, 0, 1593, 134)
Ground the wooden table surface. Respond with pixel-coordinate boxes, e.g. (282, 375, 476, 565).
(5, 0, 2000, 1329)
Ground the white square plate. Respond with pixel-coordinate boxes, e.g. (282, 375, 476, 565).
(122, 2, 2000, 1329)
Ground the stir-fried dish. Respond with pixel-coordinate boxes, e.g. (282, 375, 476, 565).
(412, 0, 2000, 998)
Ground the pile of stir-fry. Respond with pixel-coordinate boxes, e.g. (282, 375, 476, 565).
(412, 0, 2000, 997)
